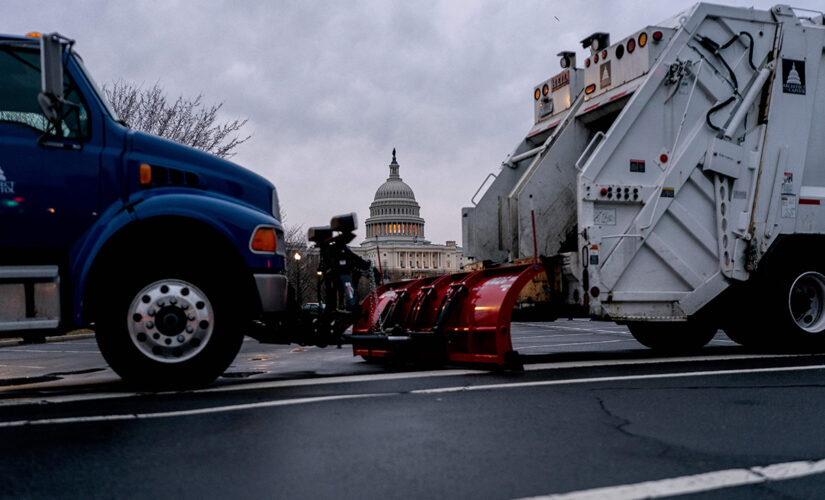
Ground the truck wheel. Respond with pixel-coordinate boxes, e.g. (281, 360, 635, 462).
(627, 321, 716, 353)
(95, 263, 244, 389)
(772, 259, 825, 348)
(723, 320, 770, 349)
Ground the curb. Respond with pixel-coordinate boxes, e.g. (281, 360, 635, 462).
(0, 333, 96, 349)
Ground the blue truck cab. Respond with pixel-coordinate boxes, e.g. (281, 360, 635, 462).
(0, 33, 288, 387)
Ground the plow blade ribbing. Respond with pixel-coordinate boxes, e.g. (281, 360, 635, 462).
(351, 263, 545, 366)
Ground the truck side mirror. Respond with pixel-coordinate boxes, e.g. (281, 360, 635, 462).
(38, 33, 66, 126)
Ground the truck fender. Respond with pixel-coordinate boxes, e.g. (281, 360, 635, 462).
(70, 192, 283, 327)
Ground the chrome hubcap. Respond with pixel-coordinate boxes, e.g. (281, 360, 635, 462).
(127, 279, 214, 363)
(789, 271, 825, 333)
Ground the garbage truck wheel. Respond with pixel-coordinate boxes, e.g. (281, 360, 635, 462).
(770, 257, 825, 349)
(627, 321, 716, 353)
(96, 263, 244, 390)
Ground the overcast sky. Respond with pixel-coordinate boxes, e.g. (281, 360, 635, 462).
(5, 1, 823, 245)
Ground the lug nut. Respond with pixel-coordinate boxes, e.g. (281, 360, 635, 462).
(148, 308, 156, 316)
(170, 297, 177, 305)
(177, 335, 185, 343)
(146, 321, 155, 329)
(188, 313, 196, 321)
(186, 326, 194, 333)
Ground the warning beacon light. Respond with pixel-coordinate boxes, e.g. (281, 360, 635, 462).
(558, 51, 576, 69)
(580, 32, 610, 54)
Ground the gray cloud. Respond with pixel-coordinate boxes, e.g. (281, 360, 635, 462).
(4, 0, 822, 244)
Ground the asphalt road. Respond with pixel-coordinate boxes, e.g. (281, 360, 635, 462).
(2, 321, 825, 499)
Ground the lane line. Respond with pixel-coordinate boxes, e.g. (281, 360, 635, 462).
(523, 353, 810, 372)
(516, 340, 630, 349)
(0, 353, 814, 407)
(515, 458, 825, 500)
(412, 364, 825, 394)
(0, 393, 392, 428)
(4, 363, 825, 427)
(513, 333, 631, 340)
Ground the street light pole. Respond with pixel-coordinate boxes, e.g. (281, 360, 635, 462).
(294, 252, 302, 306)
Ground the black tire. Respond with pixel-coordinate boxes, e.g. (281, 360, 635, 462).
(723, 319, 770, 349)
(767, 255, 825, 349)
(95, 259, 244, 390)
(627, 321, 717, 353)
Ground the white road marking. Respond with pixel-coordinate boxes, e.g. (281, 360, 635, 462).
(0, 353, 813, 407)
(412, 364, 825, 394)
(515, 458, 825, 499)
(513, 333, 628, 340)
(516, 340, 629, 349)
(3, 363, 825, 427)
(0, 393, 392, 428)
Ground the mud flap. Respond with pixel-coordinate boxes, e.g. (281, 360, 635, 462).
(350, 263, 544, 367)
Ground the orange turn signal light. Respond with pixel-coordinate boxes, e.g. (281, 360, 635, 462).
(26, 32, 42, 38)
(139, 163, 152, 185)
(585, 84, 596, 95)
(639, 32, 648, 48)
(251, 227, 277, 253)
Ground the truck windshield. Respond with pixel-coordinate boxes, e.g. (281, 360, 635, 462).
(73, 54, 121, 122)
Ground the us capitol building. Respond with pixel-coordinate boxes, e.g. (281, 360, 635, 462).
(353, 150, 469, 281)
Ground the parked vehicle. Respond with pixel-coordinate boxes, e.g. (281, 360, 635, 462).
(355, 3, 825, 361)
(0, 33, 288, 387)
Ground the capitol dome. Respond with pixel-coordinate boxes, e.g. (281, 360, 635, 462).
(364, 149, 426, 242)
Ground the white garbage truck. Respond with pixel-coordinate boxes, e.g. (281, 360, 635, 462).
(461, 3, 825, 351)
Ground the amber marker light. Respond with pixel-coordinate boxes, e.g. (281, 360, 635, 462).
(139, 163, 152, 185)
(585, 84, 597, 95)
(251, 227, 277, 253)
(639, 32, 648, 48)
(26, 32, 42, 38)
(542, 84, 549, 96)
(534, 88, 541, 100)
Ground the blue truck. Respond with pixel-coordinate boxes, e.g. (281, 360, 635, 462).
(0, 33, 289, 387)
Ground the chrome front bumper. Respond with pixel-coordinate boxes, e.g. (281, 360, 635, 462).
(254, 273, 288, 312)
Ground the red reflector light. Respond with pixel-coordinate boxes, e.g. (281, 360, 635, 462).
(600, 188, 608, 196)
(660, 153, 669, 163)
(585, 58, 591, 68)
(590, 287, 600, 298)
(627, 38, 636, 53)
(594, 53, 599, 63)
(653, 31, 663, 42)
(602, 49, 607, 59)
(585, 84, 596, 95)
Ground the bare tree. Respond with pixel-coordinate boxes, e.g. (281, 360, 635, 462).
(282, 213, 320, 306)
(103, 80, 251, 159)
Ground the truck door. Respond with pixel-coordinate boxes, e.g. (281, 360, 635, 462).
(0, 43, 100, 250)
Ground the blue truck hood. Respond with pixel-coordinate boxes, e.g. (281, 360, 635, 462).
(127, 130, 275, 218)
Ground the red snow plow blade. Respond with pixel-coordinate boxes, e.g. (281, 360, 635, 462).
(349, 263, 546, 367)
